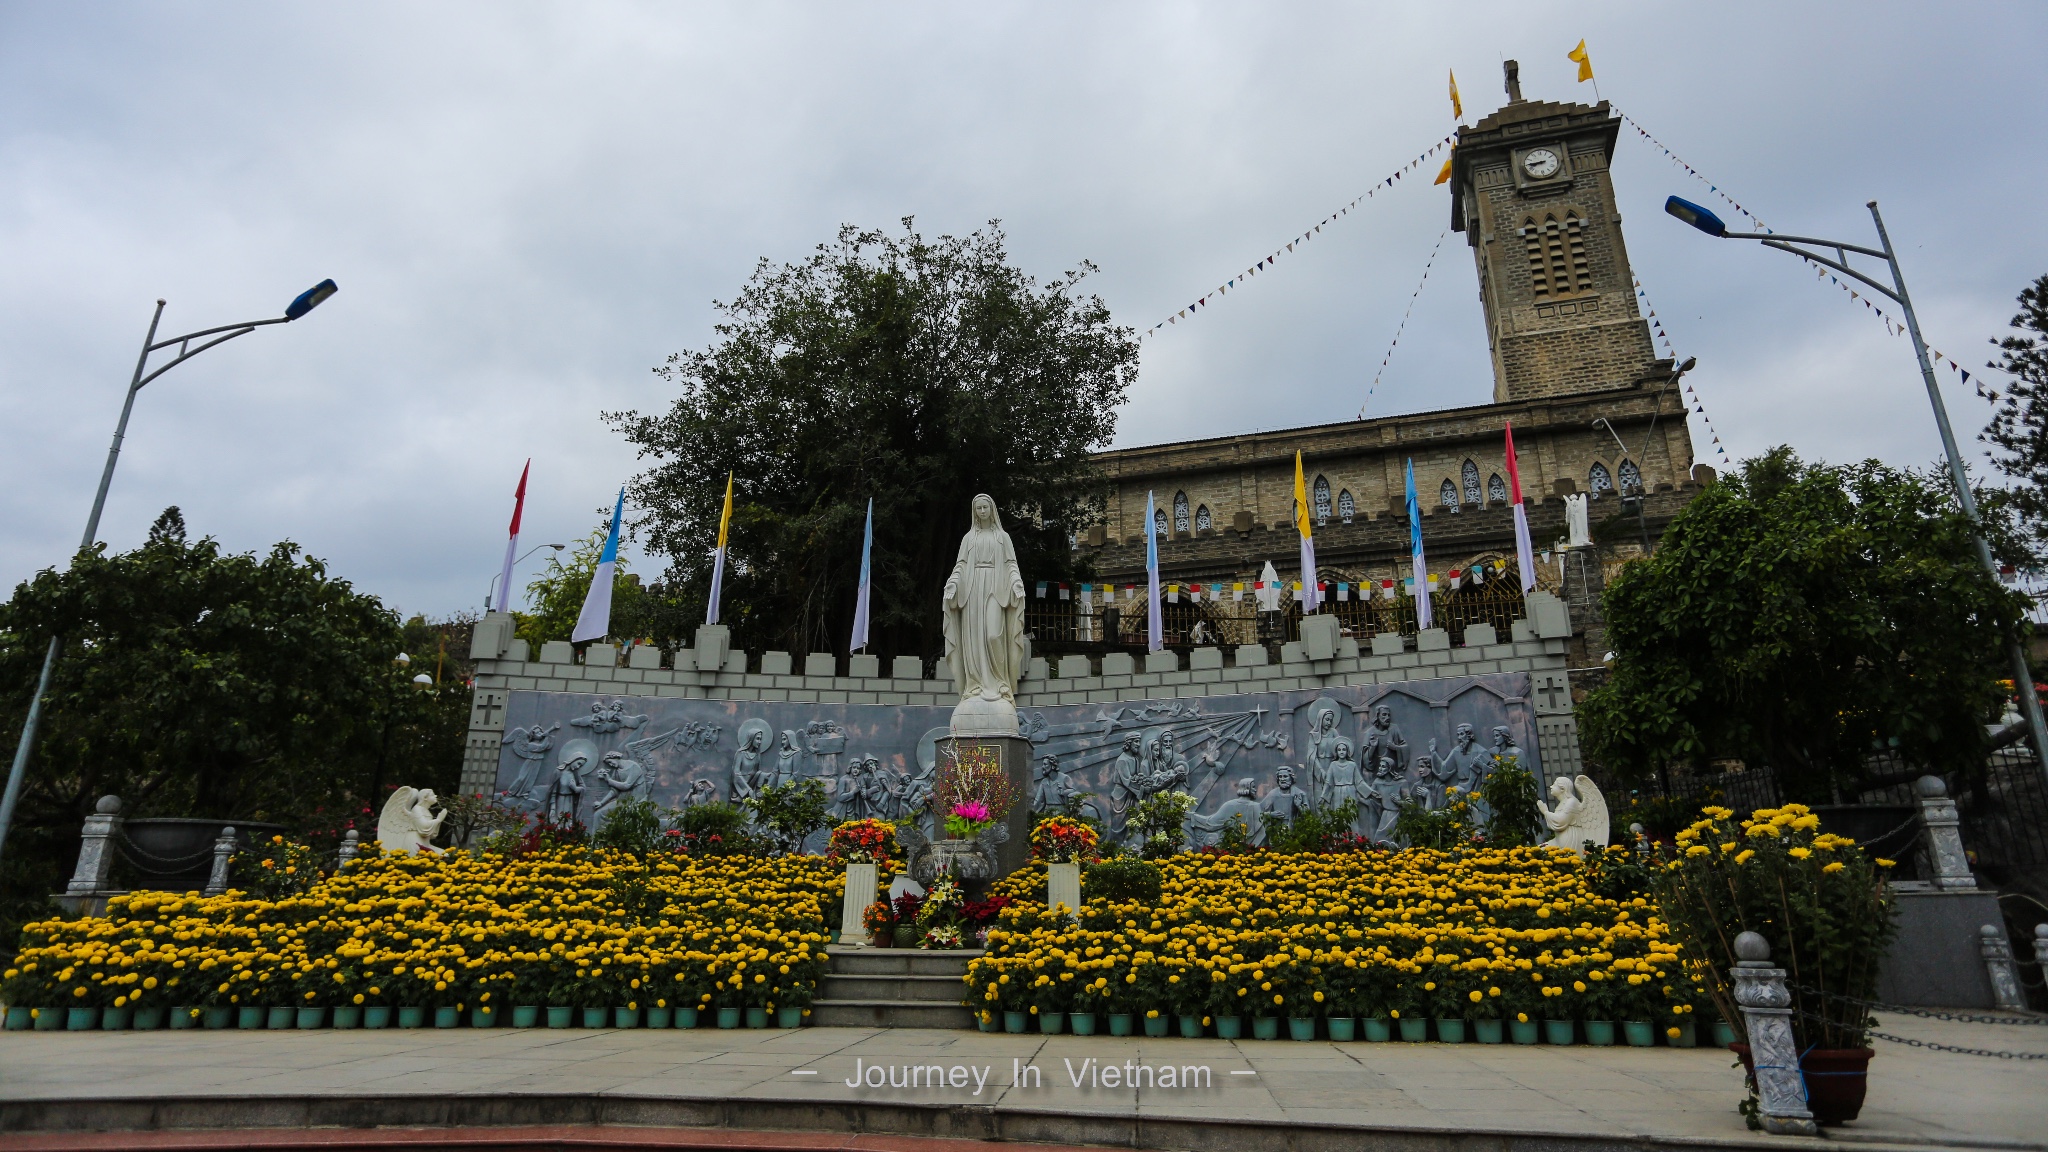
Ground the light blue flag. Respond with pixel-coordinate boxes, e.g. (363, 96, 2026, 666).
(1404, 461, 1432, 630)
(1145, 490, 1163, 653)
(572, 487, 626, 643)
(850, 498, 874, 652)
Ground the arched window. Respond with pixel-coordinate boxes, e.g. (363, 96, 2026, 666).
(1313, 475, 1332, 523)
(1488, 473, 1508, 504)
(1154, 508, 1168, 537)
(1462, 460, 1482, 506)
(1337, 489, 1355, 523)
(1522, 210, 1594, 299)
(1194, 504, 1212, 532)
(1618, 459, 1642, 494)
(1588, 462, 1614, 496)
(1440, 478, 1460, 511)
(1172, 491, 1190, 534)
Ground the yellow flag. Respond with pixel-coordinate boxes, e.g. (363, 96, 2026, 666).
(1434, 153, 1454, 185)
(715, 472, 734, 550)
(1293, 451, 1312, 539)
(1448, 69, 1462, 120)
(1568, 39, 1593, 83)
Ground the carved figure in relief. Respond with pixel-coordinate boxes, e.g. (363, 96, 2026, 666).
(545, 740, 595, 822)
(805, 721, 846, 779)
(377, 787, 447, 855)
(1357, 705, 1408, 777)
(501, 722, 560, 804)
(569, 699, 648, 736)
(1188, 778, 1265, 848)
(941, 494, 1028, 706)
(681, 780, 720, 808)
(1323, 738, 1363, 830)
(1538, 775, 1610, 855)
(774, 730, 804, 789)
(1260, 766, 1312, 826)
(1108, 733, 1144, 843)
(1146, 729, 1191, 795)
(1489, 725, 1524, 764)
(592, 750, 650, 824)
(730, 720, 771, 803)
(1364, 754, 1406, 842)
(1412, 753, 1443, 811)
(1306, 704, 1344, 807)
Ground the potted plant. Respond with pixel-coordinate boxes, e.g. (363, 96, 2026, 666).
(830, 819, 898, 945)
(1031, 816, 1099, 918)
(1655, 802, 1896, 1126)
(862, 901, 894, 948)
(1468, 981, 1504, 1044)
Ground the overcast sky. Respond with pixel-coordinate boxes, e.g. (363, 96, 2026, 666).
(2, 2, 2041, 620)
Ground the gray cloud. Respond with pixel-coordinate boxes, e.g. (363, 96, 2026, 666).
(2, 1, 2041, 618)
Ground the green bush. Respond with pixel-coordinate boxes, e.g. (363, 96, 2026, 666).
(674, 801, 756, 855)
(747, 778, 833, 855)
(591, 797, 667, 855)
(1083, 857, 1162, 905)
(1481, 758, 1542, 847)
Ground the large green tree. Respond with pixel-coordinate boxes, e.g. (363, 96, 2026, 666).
(607, 219, 1139, 664)
(0, 509, 466, 937)
(1580, 449, 2030, 801)
(1979, 272, 2048, 567)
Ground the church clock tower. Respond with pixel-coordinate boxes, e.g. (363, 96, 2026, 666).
(1451, 61, 1665, 403)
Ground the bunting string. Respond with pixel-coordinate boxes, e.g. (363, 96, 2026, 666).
(1359, 228, 1448, 418)
(1632, 273, 1731, 469)
(1615, 106, 2008, 422)
(1139, 135, 1457, 339)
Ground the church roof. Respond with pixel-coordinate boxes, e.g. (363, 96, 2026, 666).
(1465, 97, 1609, 136)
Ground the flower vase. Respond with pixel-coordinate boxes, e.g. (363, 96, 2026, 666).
(1046, 862, 1082, 919)
(977, 1011, 994, 1032)
(1108, 1013, 1134, 1036)
(1671, 1021, 1697, 1048)
(717, 1007, 741, 1029)
(1041, 1012, 1066, 1034)
(513, 1006, 541, 1028)
(296, 1007, 327, 1029)
(778, 1006, 803, 1028)
(1326, 1017, 1356, 1042)
(237, 1006, 265, 1029)
(1473, 1019, 1503, 1044)
(1252, 1016, 1280, 1040)
(266, 1006, 295, 1029)
(745, 1007, 768, 1029)
(333, 1006, 362, 1029)
(841, 862, 878, 944)
(1288, 1017, 1316, 1041)
(67, 1008, 101, 1031)
(363, 1006, 392, 1029)
(1214, 1016, 1242, 1039)
(169, 1007, 199, 1030)
(472, 1006, 497, 1028)
(1363, 1017, 1391, 1042)
(1622, 1021, 1655, 1047)
(433, 1007, 460, 1029)
(546, 1006, 573, 1028)
(613, 1007, 640, 1028)
(397, 1007, 426, 1028)
(1178, 1014, 1203, 1038)
(1004, 1011, 1028, 1033)
(675, 1008, 700, 1029)
(34, 1008, 64, 1031)
(646, 1007, 672, 1028)
(891, 925, 918, 948)
(1543, 1019, 1575, 1045)
(1583, 1019, 1616, 1046)
(1711, 1021, 1738, 1048)
(581, 1007, 608, 1028)
(1397, 1018, 1427, 1042)
(133, 1007, 164, 1030)
(1070, 1011, 1098, 1035)
(5, 1006, 33, 1031)
(101, 1006, 132, 1030)
(1510, 1019, 1539, 1045)
(1434, 1018, 1466, 1044)
(1143, 1013, 1170, 1037)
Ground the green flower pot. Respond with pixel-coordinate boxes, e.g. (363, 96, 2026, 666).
(778, 1006, 803, 1029)
(646, 1007, 672, 1028)
(1397, 1018, 1427, 1042)
(1622, 1021, 1655, 1047)
(204, 1007, 235, 1030)
(513, 1006, 541, 1028)
(1213, 1015, 1241, 1039)
(34, 1008, 63, 1031)
(332, 1006, 362, 1029)
(1004, 1010, 1028, 1033)
(296, 1007, 327, 1029)
(581, 1007, 608, 1028)
(1143, 1013, 1170, 1037)
(363, 1006, 393, 1029)
(397, 1006, 427, 1029)
(131, 1006, 163, 1030)
(1510, 1019, 1540, 1045)
(1288, 1017, 1316, 1041)
(1435, 1018, 1466, 1044)
(613, 1007, 640, 1028)
(1042, 1012, 1067, 1034)
(433, 1007, 460, 1029)
(237, 1006, 265, 1029)
(1671, 1021, 1697, 1048)
(1583, 1019, 1616, 1047)
(1473, 1019, 1504, 1044)
(1544, 1019, 1575, 1045)
(101, 1006, 133, 1030)
(472, 1006, 497, 1028)
(169, 1007, 199, 1030)
(1109, 1013, 1134, 1037)
(1177, 1014, 1202, 1038)
(266, 1006, 295, 1029)
(675, 1008, 700, 1029)
(1363, 1017, 1391, 1042)
(745, 1007, 768, 1029)
(67, 1007, 101, 1031)
(1326, 1017, 1357, 1042)
(977, 1011, 995, 1032)
(547, 1006, 574, 1028)
(1712, 1021, 1737, 1047)
(1070, 1011, 1098, 1036)
(717, 1007, 741, 1029)
(4, 1006, 32, 1030)
(1252, 1015, 1280, 1040)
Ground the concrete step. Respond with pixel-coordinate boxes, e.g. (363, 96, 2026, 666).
(809, 999, 977, 1030)
(825, 946, 982, 977)
(818, 973, 968, 1003)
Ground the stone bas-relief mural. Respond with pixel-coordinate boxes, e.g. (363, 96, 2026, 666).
(494, 672, 1544, 850)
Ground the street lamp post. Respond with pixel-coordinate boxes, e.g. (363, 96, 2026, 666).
(0, 281, 339, 869)
(486, 542, 566, 612)
(1667, 195, 2048, 775)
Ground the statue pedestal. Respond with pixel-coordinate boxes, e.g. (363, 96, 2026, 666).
(949, 694, 1020, 739)
(939, 734, 1032, 876)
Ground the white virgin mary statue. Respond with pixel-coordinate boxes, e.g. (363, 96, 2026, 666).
(943, 494, 1028, 737)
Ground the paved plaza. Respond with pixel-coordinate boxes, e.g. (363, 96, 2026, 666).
(1, 1014, 2042, 1152)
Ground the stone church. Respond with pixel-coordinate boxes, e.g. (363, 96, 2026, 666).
(1074, 64, 1711, 665)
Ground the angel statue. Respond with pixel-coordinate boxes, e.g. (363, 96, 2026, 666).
(377, 787, 448, 855)
(1537, 774, 1610, 855)
(895, 820, 1010, 886)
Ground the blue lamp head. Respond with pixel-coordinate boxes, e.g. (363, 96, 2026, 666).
(1664, 197, 1726, 238)
(284, 279, 338, 321)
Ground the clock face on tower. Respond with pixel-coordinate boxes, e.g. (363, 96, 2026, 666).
(1522, 148, 1561, 179)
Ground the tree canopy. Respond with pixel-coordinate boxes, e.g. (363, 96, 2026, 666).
(1979, 271, 2048, 567)
(606, 219, 1138, 663)
(1579, 449, 2030, 801)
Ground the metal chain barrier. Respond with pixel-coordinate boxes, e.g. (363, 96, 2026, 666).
(1794, 981, 2047, 1026)
(1786, 1003, 2048, 1061)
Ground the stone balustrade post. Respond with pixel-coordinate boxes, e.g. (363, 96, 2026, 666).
(64, 795, 124, 897)
(1913, 776, 1977, 890)
(1730, 931, 1818, 1137)
(2034, 924, 2048, 976)
(336, 829, 360, 873)
(1980, 924, 2028, 1012)
(203, 826, 238, 897)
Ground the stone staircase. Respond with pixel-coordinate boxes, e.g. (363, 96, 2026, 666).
(811, 946, 980, 1029)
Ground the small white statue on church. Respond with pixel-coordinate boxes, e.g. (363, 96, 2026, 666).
(1537, 774, 1610, 855)
(942, 494, 1028, 738)
(1564, 493, 1592, 548)
(377, 787, 448, 855)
